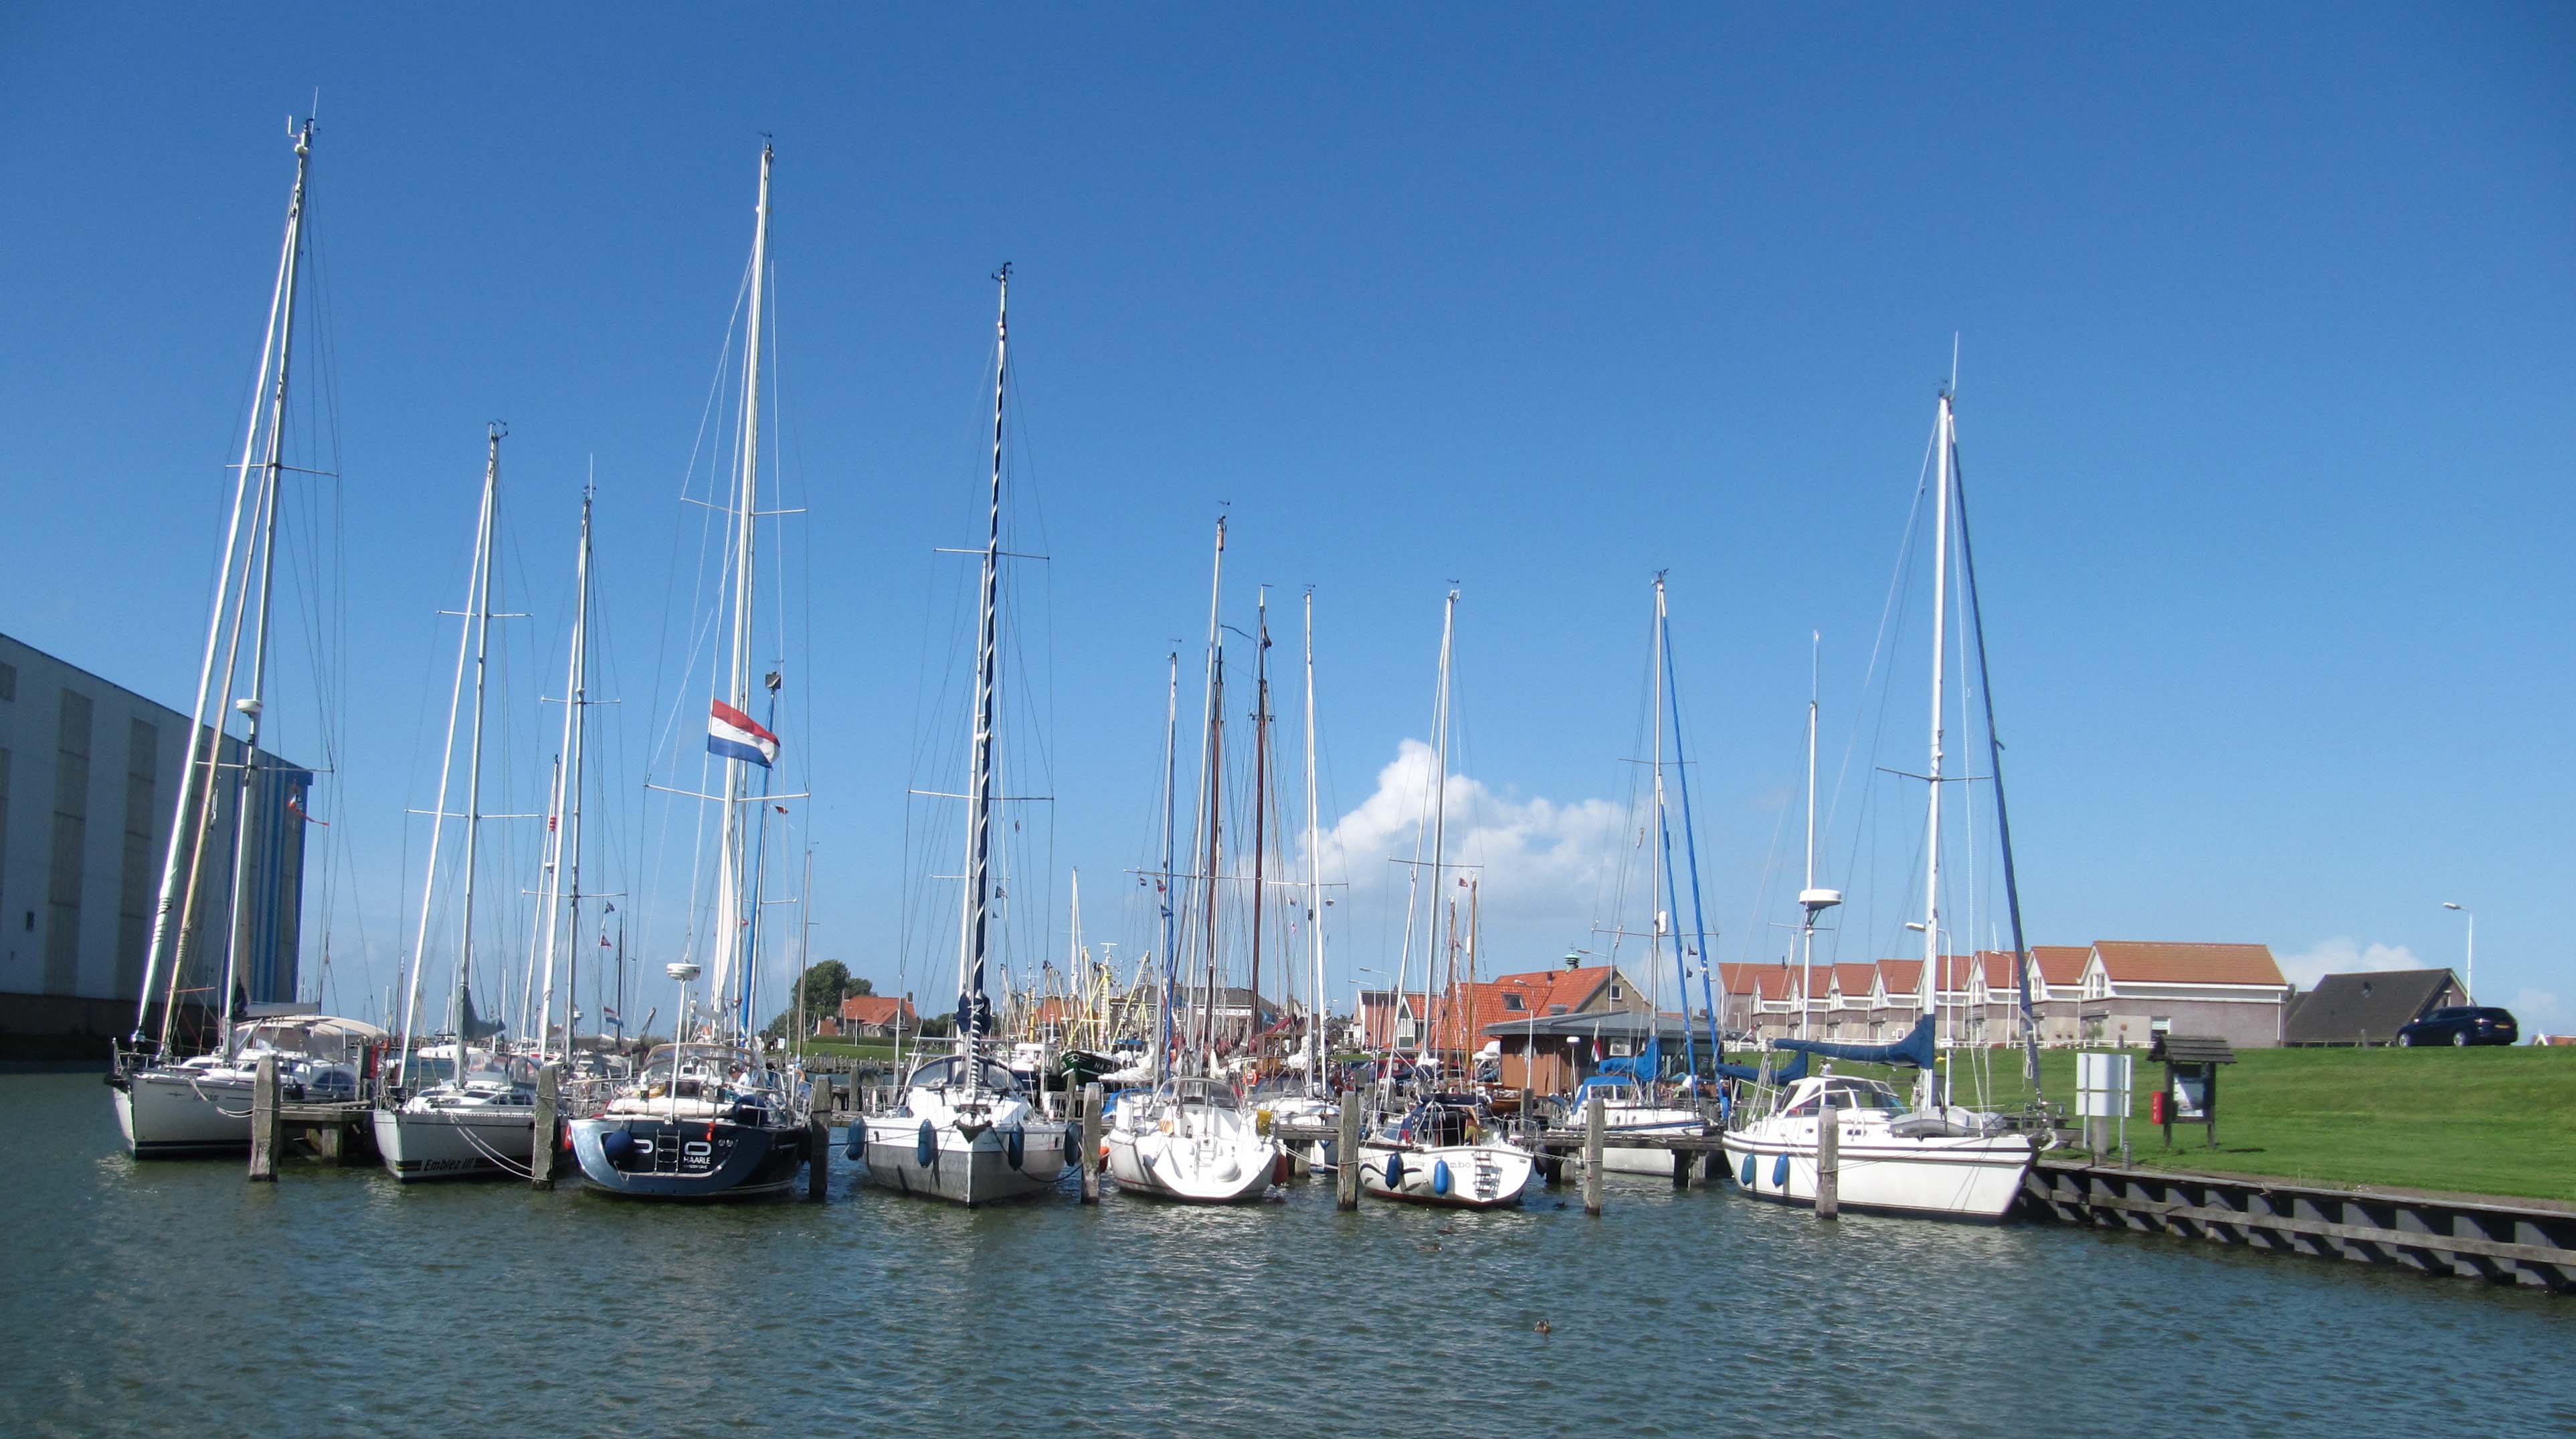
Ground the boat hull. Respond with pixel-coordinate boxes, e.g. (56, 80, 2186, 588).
(110, 1070, 252, 1157)
(856, 1118, 1070, 1206)
(1597, 1106, 1709, 1176)
(569, 1114, 810, 1199)
(1358, 1140, 1534, 1209)
(1104, 1128, 1277, 1203)
(1721, 1123, 2031, 1221)
(371, 1105, 537, 1181)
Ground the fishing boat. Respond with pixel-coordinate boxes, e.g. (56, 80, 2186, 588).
(108, 116, 379, 1157)
(1354, 591, 1534, 1210)
(1720, 388, 2037, 1221)
(568, 144, 817, 1200)
(1103, 518, 1282, 1203)
(854, 264, 1071, 1206)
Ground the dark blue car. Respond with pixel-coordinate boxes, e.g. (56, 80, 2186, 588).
(2396, 1006, 2518, 1047)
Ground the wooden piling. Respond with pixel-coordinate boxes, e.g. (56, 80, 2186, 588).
(1815, 1112, 1840, 1220)
(529, 1062, 561, 1190)
(1673, 1145, 1693, 1188)
(1582, 1091, 1605, 1217)
(1335, 1100, 1362, 1210)
(806, 1112, 830, 1200)
(248, 1054, 280, 1182)
(310, 1120, 344, 1166)
(1080, 1082, 1104, 1205)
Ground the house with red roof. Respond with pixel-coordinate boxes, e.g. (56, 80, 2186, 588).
(824, 993, 916, 1039)
(2074, 941, 2290, 1048)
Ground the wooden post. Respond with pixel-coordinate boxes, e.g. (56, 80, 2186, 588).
(248, 1053, 280, 1181)
(1816, 1111, 1841, 1220)
(1582, 1090, 1604, 1217)
(311, 1120, 343, 1166)
(806, 1112, 830, 1200)
(1672, 1145, 1692, 1188)
(1080, 1082, 1104, 1205)
(1335, 1099, 1362, 1210)
(529, 1061, 561, 1190)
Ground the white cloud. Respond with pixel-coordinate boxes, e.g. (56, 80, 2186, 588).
(1310, 740, 1630, 968)
(2508, 987, 2565, 1034)
(2277, 936, 2427, 989)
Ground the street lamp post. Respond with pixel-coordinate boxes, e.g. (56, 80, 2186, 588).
(2442, 902, 2474, 1002)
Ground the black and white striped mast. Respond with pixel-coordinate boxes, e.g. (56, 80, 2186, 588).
(955, 263, 1012, 1090)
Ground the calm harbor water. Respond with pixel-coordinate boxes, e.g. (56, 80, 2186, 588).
(3, 1071, 2567, 1437)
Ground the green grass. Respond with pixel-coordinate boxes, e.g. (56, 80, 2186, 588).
(1811, 1045, 2576, 1203)
(796, 1038, 902, 1063)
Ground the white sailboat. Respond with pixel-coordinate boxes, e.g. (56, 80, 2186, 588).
(1356, 590, 1535, 1209)
(1722, 388, 2037, 1221)
(1105, 517, 1283, 1204)
(1251, 590, 1339, 1164)
(373, 427, 541, 1181)
(110, 116, 380, 1157)
(569, 143, 816, 1200)
(856, 264, 1071, 1206)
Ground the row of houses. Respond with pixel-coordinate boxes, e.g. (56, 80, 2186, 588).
(1357, 940, 2296, 1090)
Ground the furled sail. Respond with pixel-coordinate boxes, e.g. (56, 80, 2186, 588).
(1769, 1014, 1935, 1070)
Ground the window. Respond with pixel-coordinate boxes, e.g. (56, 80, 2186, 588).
(1502, 993, 1525, 1013)
(0, 661, 14, 701)
(1609, 983, 1624, 1002)
(2150, 1017, 2173, 1036)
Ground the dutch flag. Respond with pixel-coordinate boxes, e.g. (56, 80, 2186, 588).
(707, 699, 781, 768)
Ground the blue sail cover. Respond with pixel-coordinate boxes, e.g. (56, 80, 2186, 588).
(1770, 1014, 1936, 1070)
(1710, 1049, 1809, 1084)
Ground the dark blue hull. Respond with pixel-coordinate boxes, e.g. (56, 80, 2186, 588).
(569, 1114, 811, 1200)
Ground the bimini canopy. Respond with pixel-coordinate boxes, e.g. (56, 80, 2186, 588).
(1770, 1014, 1936, 1070)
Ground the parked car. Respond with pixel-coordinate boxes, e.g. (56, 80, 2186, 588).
(2395, 1006, 2518, 1047)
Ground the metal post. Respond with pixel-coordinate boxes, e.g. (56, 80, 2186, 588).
(807, 1112, 830, 1200)
(1673, 1145, 1692, 1188)
(1816, 1110, 1841, 1220)
(1583, 1090, 1605, 1217)
(248, 1053, 280, 1181)
(530, 1061, 560, 1189)
(1080, 1082, 1103, 1205)
(1335, 1099, 1362, 1210)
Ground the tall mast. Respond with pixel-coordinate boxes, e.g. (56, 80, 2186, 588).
(953, 262, 1011, 1078)
(1190, 518, 1226, 1068)
(1247, 590, 1271, 1068)
(1795, 632, 1841, 1039)
(536, 489, 593, 1064)
(1301, 591, 1325, 1096)
(452, 428, 504, 1070)
(1920, 391, 1954, 1081)
(138, 117, 312, 1050)
(1065, 868, 1083, 1050)
(1424, 590, 1457, 1053)
(711, 143, 772, 1042)
(1649, 578, 1669, 1042)
(1155, 651, 1179, 1084)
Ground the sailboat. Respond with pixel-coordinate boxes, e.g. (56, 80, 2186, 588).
(1249, 590, 1339, 1164)
(854, 264, 1071, 1206)
(568, 144, 816, 1200)
(373, 428, 542, 1180)
(1721, 387, 2037, 1221)
(1354, 591, 1536, 1209)
(109, 116, 388, 1157)
(1103, 517, 1283, 1203)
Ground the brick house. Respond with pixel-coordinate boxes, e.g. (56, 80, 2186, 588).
(2073, 941, 2290, 1049)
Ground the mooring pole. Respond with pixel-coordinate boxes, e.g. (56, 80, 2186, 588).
(1335, 1100, 1362, 1210)
(1816, 1112, 1841, 1220)
(1583, 1090, 1605, 1217)
(1080, 1082, 1104, 1204)
(248, 1053, 280, 1182)
(530, 1061, 560, 1189)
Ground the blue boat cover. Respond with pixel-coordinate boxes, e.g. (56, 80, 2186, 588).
(1770, 1015, 1936, 1070)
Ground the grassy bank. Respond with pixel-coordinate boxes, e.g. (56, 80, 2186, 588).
(1811, 1044, 2576, 1203)
(796, 1038, 903, 1063)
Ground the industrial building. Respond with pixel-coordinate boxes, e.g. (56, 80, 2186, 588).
(0, 632, 308, 1060)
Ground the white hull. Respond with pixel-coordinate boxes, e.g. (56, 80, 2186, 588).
(1105, 1126, 1277, 1203)
(1358, 1140, 1534, 1208)
(113, 1070, 254, 1157)
(372, 1104, 537, 1181)
(1722, 1117, 2031, 1220)
(858, 1118, 1070, 1205)
(1597, 1104, 1708, 1176)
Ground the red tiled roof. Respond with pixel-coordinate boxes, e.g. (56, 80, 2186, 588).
(1833, 962, 1877, 997)
(2031, 945, 2090, 985)
(1489, 965, 1613, 1014)
(1878, 959, 1923, 994)
(1716, 962, 1770, 997)
(1754, 968, 1800, 1002)
(2093, 941, 2286, 987)
(838, 995, 915, 1027)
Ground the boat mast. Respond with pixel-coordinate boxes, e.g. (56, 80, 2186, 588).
(1155, 650, 1179, 1084)
(1302, 590, 1325, 1097)
(712, 143, 771, 1044)
(1248, 590, 1271, 1070)
(451, 428, 504, 1072)
(536, 487, 593, 1064)
(138, 117, 312, 1052)
(1424, 590, 1457, 1064)
(1065, 868, 1082, 1051)
(1649, 577, 1675, 1071)
(1919, 390, 1954, 1098)
(953, 262, 1012, 1084)
(1190, 518, 1226, 1070)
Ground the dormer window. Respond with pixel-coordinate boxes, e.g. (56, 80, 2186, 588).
(1502, 993, 1526, 1013)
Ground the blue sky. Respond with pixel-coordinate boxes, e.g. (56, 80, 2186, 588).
(2, 5, 2569, 1031)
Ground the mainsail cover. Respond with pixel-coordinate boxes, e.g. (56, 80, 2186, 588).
(1768, 1013, 1936, 1070)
